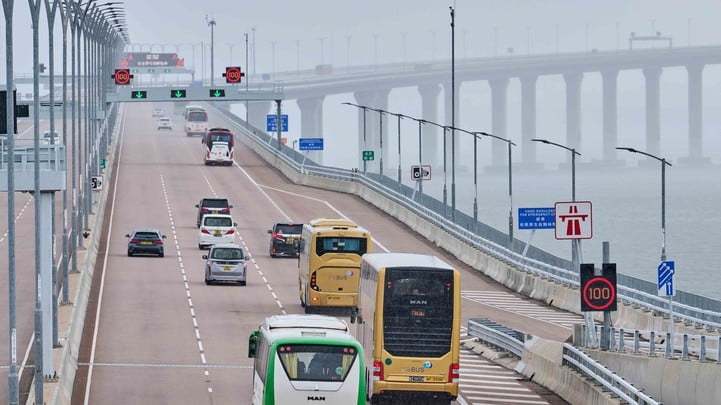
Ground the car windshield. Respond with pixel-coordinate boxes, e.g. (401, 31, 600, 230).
(204, 217, 232, 227)
(202, 199, 229, 208)
(188, 111, 207, 122)
(211, 248, 243, 260)
(316, 237, 367, 256)
(275, 224, 303, 235)
(133, 231, 160, 240)
(277, 344, 357, 382)
(208, 133, 232, 143)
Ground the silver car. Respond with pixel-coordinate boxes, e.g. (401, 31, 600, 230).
(203, 243, 246, 285)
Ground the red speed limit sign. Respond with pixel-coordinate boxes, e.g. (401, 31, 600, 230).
(223, 66, 245, 84)
(580, 263, 617, 312)
(113, 69, 133, 85)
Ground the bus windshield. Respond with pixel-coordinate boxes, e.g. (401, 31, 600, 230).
(383, 268, 453, 357)
(277, 344, 357, 382)
(315, 237, 367, 256)
(188, 111, 208, 122)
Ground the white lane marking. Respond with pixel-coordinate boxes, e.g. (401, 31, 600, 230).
(202, 170, 287, 315)
(84, 110, 127, 405)
(256, 183, 391, 253)
(160, 175, 214, 396)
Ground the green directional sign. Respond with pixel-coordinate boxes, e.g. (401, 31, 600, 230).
(100, 159, 107, 169)
(131, 90, 147, 100)
(209, 88, 226, 98)
(170, 89, 187, 99)
(362, 150, 375, 161)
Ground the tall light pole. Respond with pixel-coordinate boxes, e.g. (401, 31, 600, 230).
(449, 5, 457, 220)
(342, 102, 370, 173)
(616, 146, 673, 336)
(227, 42, 235, 65)
(271, 40, 277, 78)
(420, 119, 450, 217)
(533, 138, 592, 342)
(251, 26, 256, 75)
(370, 107, 385, 176)
(2, 0, 19, 401)
(206, 15, 216, 85)
(245, 32, 249, 122)
(345, 34, 351, 66)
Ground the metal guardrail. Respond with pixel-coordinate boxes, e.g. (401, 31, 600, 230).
(210, 105, 721, 331)
(563, 343, 661, 405)
(466, 319, 525, 357)
(0, 142, 66, 172)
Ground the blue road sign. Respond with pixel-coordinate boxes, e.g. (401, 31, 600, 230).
(657, 260, 675, 297)
(266, 114, 289, 132)
(518, 207, 556, 230)
(299, 138, 324, 151)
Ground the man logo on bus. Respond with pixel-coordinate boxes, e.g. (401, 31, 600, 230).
(307, 396, 326, 401)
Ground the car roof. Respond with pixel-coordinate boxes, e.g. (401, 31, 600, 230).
(202, 214, 233, 219)
(208, 127, 231, 132)
(210, 243, 242, 250)
(132, 228, 161, 234)
(201, 197, 229, 202)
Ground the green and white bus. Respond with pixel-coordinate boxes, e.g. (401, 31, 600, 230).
(248, 314, 366, 405)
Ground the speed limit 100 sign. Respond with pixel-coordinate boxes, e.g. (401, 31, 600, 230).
(580, 263, 617, 312)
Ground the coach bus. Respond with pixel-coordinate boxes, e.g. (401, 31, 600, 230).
(298, 218, 371, 313)
(248, 314, 366, 405)
(354, 253, 461, 404)
(184, 105, 208, 136)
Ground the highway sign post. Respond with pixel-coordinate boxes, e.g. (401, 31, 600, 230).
(580, 263, 617, 312)
(266, 114, 288, 132)
(298, 138, 324, 151)
(362, 150, 374, 161)
(555, 201, 592, 240)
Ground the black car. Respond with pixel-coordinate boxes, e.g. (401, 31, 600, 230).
(268, 223, 303, 258)
(126, 229, 166, 257)
(195, 198, 233, 228)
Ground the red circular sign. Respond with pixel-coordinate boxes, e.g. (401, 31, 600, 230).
(225, 67, 243, 83)
(581, 276, 616, 311)
(114, 69, 130, 85)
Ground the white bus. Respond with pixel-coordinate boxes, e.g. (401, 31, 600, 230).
(248, 314, 367, 405)
(184, 105, 208, 136)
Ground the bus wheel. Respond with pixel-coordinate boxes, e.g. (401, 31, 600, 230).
(304, 305, 312, 314)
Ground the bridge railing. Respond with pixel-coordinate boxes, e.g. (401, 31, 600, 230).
(211, 105, 721, 330)
(466, 319, 525, 357)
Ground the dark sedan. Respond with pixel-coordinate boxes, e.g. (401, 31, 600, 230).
(126, 229, 166, 257)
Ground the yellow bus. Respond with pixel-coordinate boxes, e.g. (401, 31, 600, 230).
(298, 218, 371, 313)
(354, 253, 461, 405)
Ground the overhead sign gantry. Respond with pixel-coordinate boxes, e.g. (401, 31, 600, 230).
(106, 85, 283, 103)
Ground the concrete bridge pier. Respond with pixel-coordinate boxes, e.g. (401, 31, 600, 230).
(685, 64, 707, 165)
(297, 96, 325, 164)
(520, 75, 539, 169)
(564, 72, 584, 162)
(247, 101, 272, 131)
(489, 77, 509, 168)
(601, 69, 622, 166)
(354, 89, 389, 173)
(417, 83, 442, 167)
(643, 67, 662, 157)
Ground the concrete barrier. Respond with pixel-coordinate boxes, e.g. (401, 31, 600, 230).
(222, 109, 714, 341)
(48, 106, 124, 405)
(518, 337, 620, 405)
(588, 350, 721, 405)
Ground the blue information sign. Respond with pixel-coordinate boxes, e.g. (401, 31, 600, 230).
(266, 114, 289, 132)
(518, 207, 556, 230)
(299, 138, 324, 151)
(657, 260, 675, 297)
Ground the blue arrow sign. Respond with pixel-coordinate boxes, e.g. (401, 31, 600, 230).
(266, 114, 288, 132)
(299, 138, 323, 151)
(657, 260, 675, 297)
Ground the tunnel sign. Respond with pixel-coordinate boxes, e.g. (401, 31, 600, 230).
(555, 201, 592, 240)
(580, 263, 617, 312)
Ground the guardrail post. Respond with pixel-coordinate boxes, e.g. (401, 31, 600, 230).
(717, 336, 721, 363)
(665, 332, 673, 358)
(619, 328, 625, 352)
(634, 330, 640, 354)
(700, 335, 706, 362)
(682, 334, 690, 360)
(650, 331, 656, 356)
(610, 327, 616, 351)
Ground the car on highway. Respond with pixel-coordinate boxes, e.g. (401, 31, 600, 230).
(203, 243, 247, 285)
(195, 198, 232, 228)
(198, 214, 237, 249)
(152, 108, 164, 117)
(157, 116, 172, 130)
(125, 229, 166, 257)
(202, 127, 235, 165)
(41, 130, 62, 144)
(267, 223, 303, 257)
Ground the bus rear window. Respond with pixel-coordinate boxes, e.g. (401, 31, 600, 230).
(277, 344, 358, 382)
(315, 237, 367, 256)
(188, 111, 207, 122)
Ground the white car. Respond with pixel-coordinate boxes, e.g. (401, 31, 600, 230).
(198, 214, 237, 249)
(204, 141, 232, 165)
(157, 117, 172, 130)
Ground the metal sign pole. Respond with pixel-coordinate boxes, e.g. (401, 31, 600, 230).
(601, 241, 612, 350)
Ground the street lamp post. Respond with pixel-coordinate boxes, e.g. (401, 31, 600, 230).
(206, 16, 216, 85)
(532, 138, 593, 343)
(419, 120, 449, 217)
(245, 33, 249, 122)
(617, 146, 673, 338)
(341, 102, 370, 173)
(370, 108, 385, 177)
(449, 5, 456, 220)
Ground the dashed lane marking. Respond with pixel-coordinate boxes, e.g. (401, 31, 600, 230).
(77, 362, 252, 369)
(462, 290, 583, 330)
(161, 175, 215, 399)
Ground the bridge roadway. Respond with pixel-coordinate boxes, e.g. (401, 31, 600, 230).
(70, 103, 568, 404)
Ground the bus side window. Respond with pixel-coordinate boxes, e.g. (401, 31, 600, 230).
(254, 337, 269, 383)
(248, 330, 260, 358)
